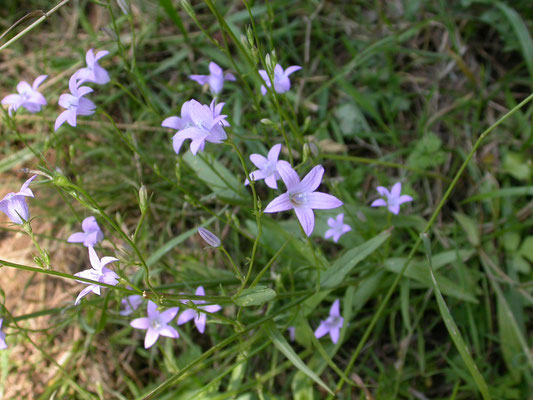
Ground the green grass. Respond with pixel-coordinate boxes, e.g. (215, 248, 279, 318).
(1, 0, 533, 398)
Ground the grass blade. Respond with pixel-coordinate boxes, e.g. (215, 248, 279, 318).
(264, 321, 334, 396)
(421, 234, 491, 400)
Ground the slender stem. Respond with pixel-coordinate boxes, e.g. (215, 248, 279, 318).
(0, 0, 71, 52)
(331, 91, 533, 396)
(219, 246, 243, 282)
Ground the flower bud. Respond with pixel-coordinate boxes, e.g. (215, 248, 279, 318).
(139, 185, 148, 215)
(198, 227, 221, 248)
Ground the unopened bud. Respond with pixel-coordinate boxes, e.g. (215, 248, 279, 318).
(198, 227, 221, 248)
(139, 185, 148, 215)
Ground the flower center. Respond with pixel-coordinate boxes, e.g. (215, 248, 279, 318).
(150, 319, 161, 330)
(290, 192, 307, 206)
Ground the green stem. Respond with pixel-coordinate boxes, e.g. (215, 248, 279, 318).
(219, 246, 243, 282)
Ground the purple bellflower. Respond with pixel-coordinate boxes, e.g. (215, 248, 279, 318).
(189, 62, 236, 94)
(120, 295, 143, 316)
(177, 286, 222, 334)
(73, 49, 110, 85)
(55, 75, 96, 131)
(74, 247, 119, 305)
(1, 75, 47, 116)
(371, 182, 413, 215)
(162, 99, 229, 155)
(263, 161, 343, 237)
(245, 143, 282, 189)
(314, 299, 343, 344)
(67, 216, 104, 248)
(324, 213, 351, 243)
(0, 319, 7, 350)
(0, 175, 37, 225)
(130, 301, 179, 349)
(259, 64, 301, 96)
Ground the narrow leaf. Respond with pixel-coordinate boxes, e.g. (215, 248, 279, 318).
(264, 321, 334, 396)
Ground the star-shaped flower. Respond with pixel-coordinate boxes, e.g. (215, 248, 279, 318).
(0, 175, 37, 225)
(55, 74, 96, 131)
(370, 182, 413, 215)
(162, 99, 229, 155)
(263, 161, 343, 236)
(314, 299, 343, 344)
(177, 286, 222, 334)
(324, 213, 351, 243)
(74, 247, 119, 305)
(259, 64, 301, 96)
(130, 301, 179, 348)
(1, 75, 47, 116)
(245, 144, 282, 189)
(189, 62, 236, 94)
(73, 49, 110, 85)
(67, 216, 104, 248)
(120, 294, 143, 316)
(0, 319, 7, 350)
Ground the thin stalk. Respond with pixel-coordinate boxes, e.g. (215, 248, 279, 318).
(0, 0, 71, 51)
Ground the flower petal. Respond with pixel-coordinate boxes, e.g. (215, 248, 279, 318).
(195, 312, 207, 334)
(330, 326, 340, 344)
(370, 198, 387, 207)
(267, 144, 282, 162)
(284, 65, 302, 76)
(264, 193, 292, 213)
(314, 322, 329, 339)
(398, 195, 413, 205)
(158, 325, 179, 339)
(144, 327, 160, 349)
(130, 317, 150, 330)
(391, 182, 402, 199)
(177, 308, 196, 325)
(295, 165, 324, 194)
(160, 307, 179, 323)
(32, 75, 48, 90)
(162, 116, 182, 130)
(276, 160, 300, 190)
(264, 174, 278, 189)
(189, 74, 209, 85)
(294, 207, 315, 236)
(250, 154, 268, 169)
(68, 232, 87, 243)
(147, 300, 158, 319)
(305, 192, 343, 210)
(330, 299, 340, 317)
(54, 110, 70, 131)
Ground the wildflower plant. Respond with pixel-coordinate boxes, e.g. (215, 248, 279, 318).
(1, 1, 531, 399)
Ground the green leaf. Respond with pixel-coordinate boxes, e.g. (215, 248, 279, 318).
(407, 132, 446, 170)
(321, 229, 391, 289)
(495, 1, 533, 84)
(264, 321, 334, 396)
(334, 102, 370, 137)
(422, 235, 491, 400)
(453, 212, 480, 246)
(232, 286, 276, 307)
(291, 371, 315, 400)
(502, 232, 520, 252)
(303, 230, 391, 315)
(183, 151, 249, 203)
(502, 152, 532, 181)
(385, 249, 478, 303)
(519, 236, 533, 263)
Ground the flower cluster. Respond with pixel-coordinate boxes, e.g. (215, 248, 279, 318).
(0, 42, 418, 356)
(128, 286, 221, 348)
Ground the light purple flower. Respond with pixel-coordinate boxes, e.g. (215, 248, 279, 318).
(73, 49, 110, 85)
(162, 99, 229, 155)
(324, 213, 351, 243)
(55, 75, 96, 131)
(370, 182, 413, 215)
(263, 161, 343, 237)
(1, 75, 47, 116)
(0, 319, 7, 350)
(245, 144, 282, 189)
(259, 64, 301, 96)
(288, 326, 296, 342)
(189, 62, 236, 94)
(177, 286, 222, 334)
(67, 216, 104, 248)
(120, 295, 143, 316)
(130, 300, 179, 349)
(314, 299, 343, 344)
(74, 247, 119, 305)
(198, 227, 221, 248)
(0, 175, 37, 225)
